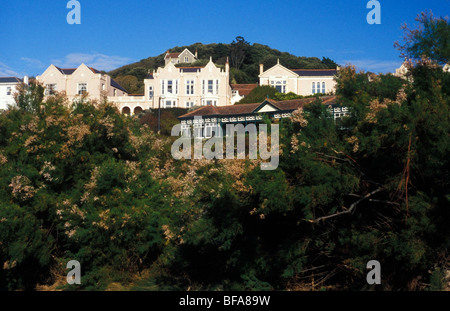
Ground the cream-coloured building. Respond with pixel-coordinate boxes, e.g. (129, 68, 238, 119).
(164, 48, 198, 65)
(394, 60, 450, 78)
(143, 57, 232, 109)
(37, 63, 128, 102)
(259, 60, 338, 96)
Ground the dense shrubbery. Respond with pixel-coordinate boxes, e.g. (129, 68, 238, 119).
(1, 11, 448, 292)
(0, 50, 449, 290)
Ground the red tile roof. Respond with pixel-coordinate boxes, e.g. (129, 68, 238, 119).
(178, 96, 337, 119)
(165, 52, 181, 59)
(231, 84, 258, 96)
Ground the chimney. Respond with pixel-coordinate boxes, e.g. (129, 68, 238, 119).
(225, 57, 230, 73)
(259, 64, 264, 75)
(23, 75, 29, 85)
(195, 49, 198, 58)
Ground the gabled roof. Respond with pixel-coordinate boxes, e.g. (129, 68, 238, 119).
(0, 77, 23, 83)
(165, 52, 181, 59)
(110, 79, 128, 93)
(178, 96, 337, 119)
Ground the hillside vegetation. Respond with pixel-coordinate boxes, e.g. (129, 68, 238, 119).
(109, 37, 338, 94)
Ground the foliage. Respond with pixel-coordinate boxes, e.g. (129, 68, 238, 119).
(0, 86, 177, 290)
(395, 10, 450, 64)
(236, 86, 278, 104)
(1, 14, 449, 291)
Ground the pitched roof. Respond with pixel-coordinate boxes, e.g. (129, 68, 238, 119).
(165, 52, 181, 59)
(179, 96, 337, 119)
(110, 79, 128, 93)
(231, 84, 258, 96)
(179, 103, 262, 119)
(291, 69, 337, 76)
(56, 67, 77, 75)
(55, 66, 102, 75)
(0, 77, 22, 83)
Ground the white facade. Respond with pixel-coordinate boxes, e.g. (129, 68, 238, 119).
(143, 57, 232, 110)
(0, 77, 26, 110)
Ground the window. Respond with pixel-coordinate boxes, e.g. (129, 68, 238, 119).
(181, 124, 191, 137)
(45, 84, 57, 95)
(78, 83, 87, 95)
(314, 81, 324, 94)
(102, 83, 105, 91)
(6, 87, 12, 96)
(203, 100, 217, 106)
(193, 124, 203, 138)
(208, 80, 213, 94)
(185, 101, 195, 108)
(184, 56, 189, 63)
(165, 100, 176, 108)
(271, 80, 286, 93)
(163, 80, 178, 94)
(148, 86, 154, 100)
(204, 124, 213, 138)
(114, 89, 117, 96)
(216, 80, 219, 94)
(186, 80, 194, 95)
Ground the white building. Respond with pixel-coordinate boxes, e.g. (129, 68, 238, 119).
(142, 57, 232, 110)
(0, 77, 28, 110)
(259, 60, 338, 96)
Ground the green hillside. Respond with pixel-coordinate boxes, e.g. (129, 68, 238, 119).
(108, 37, 338, 94)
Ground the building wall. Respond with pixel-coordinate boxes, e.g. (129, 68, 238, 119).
(0, 82, 19, 110)
(259, 63, 337, 96)
(37, 64, 126, 102)
(178, 49, 196, 64)
(297, 77, 337, 95)
(144, 59, 231, 109)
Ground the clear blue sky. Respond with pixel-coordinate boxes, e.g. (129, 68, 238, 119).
(0, 0, 448, 78)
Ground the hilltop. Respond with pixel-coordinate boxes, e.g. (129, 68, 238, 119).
(108, 38, 338, 94)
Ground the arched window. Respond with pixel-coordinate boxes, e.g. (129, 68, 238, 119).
(134, 106, 143, 115)
(312, 82, 316, 94)
(122, 107, 131, 115)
